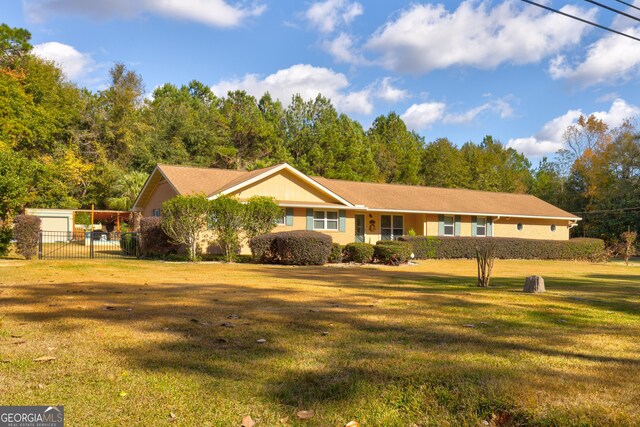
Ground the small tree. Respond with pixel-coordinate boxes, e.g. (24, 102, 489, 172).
(209, 195, 246, 262)
(619, 231, 637, 266)
(161, 195, 210, 261)
(13, 214, 41, 259)
(0, 220, 12, 257)
(476, 240, 497, 287)
(243, 196, 282, 240)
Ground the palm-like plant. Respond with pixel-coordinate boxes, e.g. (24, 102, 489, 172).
(105, 171, 148, 211)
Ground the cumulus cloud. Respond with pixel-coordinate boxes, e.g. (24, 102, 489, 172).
(366, 1, 595, 73)
(32, 41, 95, 80)
(322, 32, 367, 64)
(401, 102, 446, 130)
(401, 96, 514, 130)
(507, 99, 640, 157)
(210, 64, 374, 115)
(24, 0, 266, 27)
(548, 27, 640, 87)
(305, 0, 363, 33)
(376, 77, 408, 102)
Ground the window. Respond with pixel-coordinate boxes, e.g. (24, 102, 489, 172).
(152, 209, 161, 217)
(276, 209, 286, 225)
(551, 224, 556, 232)
(443, 215, 454, 236)
(476, 217, 487, 237)
(381, 215, 403, 240)
(517, 223, 523, 231)
(313, 211, 338, 230)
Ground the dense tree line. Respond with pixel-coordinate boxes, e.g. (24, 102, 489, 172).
(0, 24, 638, 241)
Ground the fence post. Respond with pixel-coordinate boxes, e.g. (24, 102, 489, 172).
(38, 231, 43, 260)
(90, 231, 95, 259)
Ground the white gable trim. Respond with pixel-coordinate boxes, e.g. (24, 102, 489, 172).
(131, 166, 180, 211)
(212, 163, 355, 207)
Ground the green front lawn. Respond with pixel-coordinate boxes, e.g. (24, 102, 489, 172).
(0, 259, 638, 426)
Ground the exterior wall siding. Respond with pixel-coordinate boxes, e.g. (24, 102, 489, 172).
(234, 170, 338, 203)
(493, 217, 570, 240)
(142, 180, 177, 217)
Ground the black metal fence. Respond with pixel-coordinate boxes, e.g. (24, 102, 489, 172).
(38, 231, 139, 260)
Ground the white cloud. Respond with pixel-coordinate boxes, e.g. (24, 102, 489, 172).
(210, 64, 374, 115)
(366, 1, 595, 73)
(507, 99, 640, 157)
(376, 77, 408, 102)
(443, 98, 513, 124)
(305, 0, 363, 33)
(32, 41, 95, 80)
(323, 32, 366, 64)
(400, 102, 446, 130)
(548, 27, 640, 87)
(24, 0, 265, 27)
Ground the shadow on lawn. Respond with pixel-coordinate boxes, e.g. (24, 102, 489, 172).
(3, 264, 640, 423)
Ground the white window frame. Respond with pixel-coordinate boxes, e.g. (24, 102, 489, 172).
(443, 215, 455, 236)
(276, 208, 286, 225)
(313, 210, 338, 231)
(381, 214, 404, 240)
(476, 216, 487, 237)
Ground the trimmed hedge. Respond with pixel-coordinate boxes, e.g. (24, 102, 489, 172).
(399, 236, 606, 261)
(13, 215, 41, 259)
(344, 242, 374, 263)
(328, 243, 344, 263)
(249, 230, 332, 265)
(139, 217, 179, 257)
(374, 240, 412, 265)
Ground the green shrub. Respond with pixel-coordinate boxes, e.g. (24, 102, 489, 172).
(13, 215, 41, 259)
(344, 242, 374, 263)
(119, 233, 138, 257)
(374, 240, 412, 265)
(0, 220, 12, 257)
(399, 236, 605, 261)
(248, 232, 278, 263)
(139, 217, 179, 257)
(328, 243, 344, 263)
(249, 231, 332, 265)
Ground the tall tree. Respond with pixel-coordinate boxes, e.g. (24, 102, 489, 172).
(422, 138, 470, 187)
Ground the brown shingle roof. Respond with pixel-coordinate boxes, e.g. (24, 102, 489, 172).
(152, 163, 578, 220)
(312, 177, 579, 219)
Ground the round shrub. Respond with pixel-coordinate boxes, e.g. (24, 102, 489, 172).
(13, 215, 41, 259)
(344, 242, 374, 263)
(249, 232, 278, 263)
(250, 231, 332, 265)
(374, 240, 412, 265)
(139, 217, 179, 257)
(275, 231, 332, 265)
(328, 243, 344, 263)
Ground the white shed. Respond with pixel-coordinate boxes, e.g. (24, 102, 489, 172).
(24, 208, 74, 235)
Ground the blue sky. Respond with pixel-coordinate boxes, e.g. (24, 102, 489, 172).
(4, 0, 640, 161)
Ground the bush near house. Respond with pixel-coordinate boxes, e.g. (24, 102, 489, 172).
(399, 236, 605, 261)
(344, 242, 374, 263)
(249, 230, 332, 265)
(0, 220, 11, 257)
(139, 217, 179, 257)
(374, 240, 412, 265)
(13, 214, 41, 259)
(328, 243, 344, 263)
(119, 233, 138, 257)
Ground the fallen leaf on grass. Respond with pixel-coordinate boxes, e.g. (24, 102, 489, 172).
(279, 416, 289, 423)
(1, 359, 10, 364)
(33, 356, 56, 362)
(119, 391, 128, 397)
(227, 314, 241, 319)
(221, 322, 235, 328)
(463, 324, 476, 328)
(10, 334, 23, 338)
(321, 331, 329, 336)
(256, 338, 266, 344)
(296, 410, 314, 420)
(345, 421, 360, 427)
(168, 412, 177, 422)
(103, 306, 116, 311)
(12, 340, 26, 345)
(241, 415, 256, 427)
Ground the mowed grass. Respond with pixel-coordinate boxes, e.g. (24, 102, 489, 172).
(0, 259, 639, 426)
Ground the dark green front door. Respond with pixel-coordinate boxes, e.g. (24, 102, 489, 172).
(355, 214, 365, 242)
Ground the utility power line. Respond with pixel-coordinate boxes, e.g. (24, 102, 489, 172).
(572, 206, 640, 215)
(520, 0, 640, 42)
(613, 0, 640, 13)
(583, 0, 640, 24)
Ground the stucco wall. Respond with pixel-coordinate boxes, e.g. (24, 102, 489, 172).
(142, 180, 177, 217)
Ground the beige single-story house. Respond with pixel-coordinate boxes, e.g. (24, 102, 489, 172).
(132, 163, 580, 251)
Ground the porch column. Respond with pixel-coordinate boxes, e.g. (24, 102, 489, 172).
(423, 214, 427, 236)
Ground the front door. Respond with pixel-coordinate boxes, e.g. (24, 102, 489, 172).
(355, 214, 365, 242)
